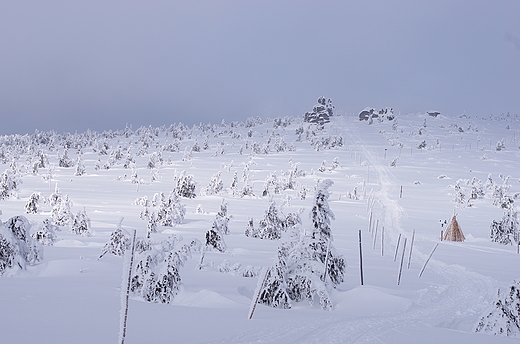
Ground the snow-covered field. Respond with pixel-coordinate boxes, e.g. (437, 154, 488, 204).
(0, 110, 519, 343)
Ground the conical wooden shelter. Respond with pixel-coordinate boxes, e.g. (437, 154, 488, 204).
(443, 216, 465, 242)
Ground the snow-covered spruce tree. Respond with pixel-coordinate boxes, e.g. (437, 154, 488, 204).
(492, 175, 512, 208)
(310, 179, 336, 240)
(490, 205, 519, 245)
(258, 263, 292, 309)
(0, 215, 44, 275)
(262, 172, 281, 196)
(303, 97, 334, 126)
(52, 195, 74, 227)
(49, 184, 62, 207)
(174, 170, 197, 199)
(157, 191, 186, 226)
(147, 211, 158, 238)
(74, 154, 86, 176)
(0, 168, 20, 200)
(258, 179, 345, 310)
(475, 279, 520, 337)
(25, 192, 43, 214)
(245, 202, 287, 240)
(204, 222, 227, 253)
(203, 171, 224, 196)
(31, 218, 58, 246)
(130, 237, 201, 303)
(98, 220, 130, 259)
(58, 149, 74, 168)
(212, 200, 231, 235)
(70, 209, 92, 236)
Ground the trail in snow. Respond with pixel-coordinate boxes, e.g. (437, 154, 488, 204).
(206, 117, 500, 344)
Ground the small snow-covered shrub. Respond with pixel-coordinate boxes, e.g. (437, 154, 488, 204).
(52, 195, 74, 226)
(70, 209, 92, 236)
(31, 218, 58, 246)
(174, 171, 197, 199)
(98, 221, 130, 259)
(25, 192, 43, 214)
(58, 149, 74, 168)
(245, 202, 299, 240)
(212, 200, 231, 235)
(203, 171, 224, 196)
(130, 237, 201, 303)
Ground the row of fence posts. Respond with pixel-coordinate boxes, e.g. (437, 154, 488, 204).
(362, 193, 440, 286)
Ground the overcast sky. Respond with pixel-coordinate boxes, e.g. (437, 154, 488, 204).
(1, 1, 519, 135)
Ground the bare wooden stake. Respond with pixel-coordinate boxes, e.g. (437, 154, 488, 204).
(399, 186, 403, 198)
(322, 239, 331, 282)
(248, 268, 270, 320)
(397, 238, 407, 285)
(407, 230, 415, 269)
(368, 211, 373, 233)
(372, 224, 378, 250)
(359, 230, 364, 285)
(119, 229, 137, 344)
(381, 227, 385, 257)
(394, 233, 402, 262)
(419, 243, 439, 278)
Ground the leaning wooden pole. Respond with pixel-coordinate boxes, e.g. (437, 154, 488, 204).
(419, 243, 439, 278)
(119, 229, 137, 344)
(381, 226, 385, 257)
(322, 239, 332, 282)
(394, 233, 402, 262)
(407, 230, 415, 269)
(248, 267, 270, 320)
(359, 230, 364, 285)
(397, 238, 407, 285)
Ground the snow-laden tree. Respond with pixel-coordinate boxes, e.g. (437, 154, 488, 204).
(58, 149, 74, 168)
(70, 209, 92, 236)
(25, 192, 43, 214)
(31, 218, 58, 246)
(475, 279, 520, 337)
(490, 206, 519, 245)
(212, 200, 231, 235)
(0, 215, 44, 275)
(0, 168, 20, 200)
(130, 237, 201, 303)
(204, 214, 228, 253)
(157, 192, 186, 226)
(147, 211, 158, 238)
(174, 170, 197, 199)
(257, 180, 345, 310)
(49, 184, 62, 207)
(98, 220, 130, 259)
(52, 195, 74, 227)
(74, 154, 86, 176)
(245, 202, 287, 240)
(203, 171, 224, 195)
(310, 179, 335, 240)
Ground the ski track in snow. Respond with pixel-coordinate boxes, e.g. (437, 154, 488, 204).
(209, 117, 499, 344)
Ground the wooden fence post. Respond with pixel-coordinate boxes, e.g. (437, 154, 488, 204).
(359, 230, 364, 285)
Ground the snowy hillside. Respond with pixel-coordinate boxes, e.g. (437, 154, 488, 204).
(0, 109, 519, 343)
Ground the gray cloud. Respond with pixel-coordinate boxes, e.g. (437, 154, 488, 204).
(0, 0, 519, 134)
